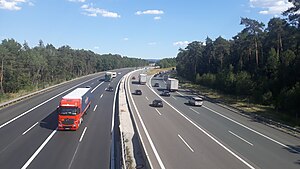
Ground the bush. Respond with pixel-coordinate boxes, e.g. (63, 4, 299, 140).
(235, 71, 255, 96)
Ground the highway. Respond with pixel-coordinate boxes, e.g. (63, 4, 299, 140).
(126, 70, 300, 169)
(0, 68, 131, 169)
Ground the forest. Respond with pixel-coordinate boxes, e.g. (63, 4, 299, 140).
(0, 39, 148, 96)
(176, 1, 300, 119)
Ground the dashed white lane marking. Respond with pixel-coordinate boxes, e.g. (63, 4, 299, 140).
(229, 130, 253, 146)
(21, 129, 57, 169)
(155, 108, 162, 116)
(79, 127, 87, 142)
(178, 134, 194, 152)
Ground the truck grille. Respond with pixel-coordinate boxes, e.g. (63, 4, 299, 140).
(62, 118, 74, 125)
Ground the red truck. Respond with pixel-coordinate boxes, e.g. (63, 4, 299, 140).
(58, 88, 92, 130)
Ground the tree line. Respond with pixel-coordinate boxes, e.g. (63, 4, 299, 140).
(176, 1, 300, 119)
(0, 39, 148, 94)
(156, 58, 176, 68)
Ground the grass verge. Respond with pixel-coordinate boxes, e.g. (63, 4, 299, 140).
(180, 81, 300, 128)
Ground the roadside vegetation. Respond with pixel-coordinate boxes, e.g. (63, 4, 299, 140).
(0, 39, 148, 103)
(175, 2, 300, 127)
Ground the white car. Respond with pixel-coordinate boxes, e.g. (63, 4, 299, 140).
(188, 97, 203, 106)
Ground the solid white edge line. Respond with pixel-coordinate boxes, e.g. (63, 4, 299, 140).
(93, 105, 98, 111)
(155, 108, 162, 116)
(178, 134, 194, 152)
(110, 75, 123, 169)
(202, 105, 297, 153)
(0, 76, 100, 129)
(229, 131, 253, 146)
(22, 122, 39, 135)
(146, 78, 255, 169)
(21, 129, 57, 169)
(91, 81, 104, 93)
(127, 71, 165, 169)
(79, 127, 87, 142)
(111, 77, 122, 132)
(189, 108, 200, 115)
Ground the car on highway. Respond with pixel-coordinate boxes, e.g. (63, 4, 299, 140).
(107, 86, 114, 92)
(188, 96, 203, 106)
(132, 76, 136, 80)
(154, 83, 160, 87)
(160, 90, 170, 97)
(151, 99, 163, 107)
(134, 89, 142, 95)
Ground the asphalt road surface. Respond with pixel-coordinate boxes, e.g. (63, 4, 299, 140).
(0, 68, 131, 169)
(126, 70, 300, 169)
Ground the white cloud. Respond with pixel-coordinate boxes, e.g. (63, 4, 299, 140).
(123, 37, 129, 41)
(81, 4, 121, 18)
(94, 46, 100, 49)
(148, 42, 157, 45)
(249, 0, 293, 15)
(154, 16, 161, 20)
(0, 0, 28, 10)
(173, 41, 189, 47)
(135, 9, 164, 15)
(68, 0, 86, 2)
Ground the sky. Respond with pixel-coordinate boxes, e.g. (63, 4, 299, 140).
(0, 0, 294, 59)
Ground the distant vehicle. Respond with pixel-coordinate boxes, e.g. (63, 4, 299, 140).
(154, 83, 160, 87)
(160, 90, 170, 97)
(118, 72, 121, 75)
(139, 74, 147, 85)
(132, 76, 136, 80)
(58, 88, 92, 131)
(188, 96, 203, 106)
(134, 89, 142, 95)
(154, 74, 159, 77)
(111, 72, 117, 78)
(105, 72, 113, 82)
(85, 86, 91, 88)
(167, 78, 179, 92)
(107, 86, 114, 92)
(152, 99, 163, 107)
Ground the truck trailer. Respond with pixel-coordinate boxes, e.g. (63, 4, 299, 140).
(166, 78, 179, 92)
(58, 88, 92, 130)
(139, 74, 147, 85)
(105, 72, 112, 82)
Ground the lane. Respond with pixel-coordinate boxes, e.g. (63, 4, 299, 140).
(0, 68, 131, 169)
(127, 70, 251, 169)
(151, 75, 300, 169)
(26, 69, 130, 169)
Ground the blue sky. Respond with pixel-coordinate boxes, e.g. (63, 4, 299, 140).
(0, 0, 294, 59)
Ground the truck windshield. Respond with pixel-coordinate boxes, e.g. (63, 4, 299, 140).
(59, 108, 77, 116)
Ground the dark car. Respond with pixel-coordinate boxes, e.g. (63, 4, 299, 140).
(160, 91, 170, 97)
(152, 99, 163, 107)
(107, 86, 114, 92)
(132, 76, 136, 80)
(134, 89, 142, 95)
(154, 83, 160, 87)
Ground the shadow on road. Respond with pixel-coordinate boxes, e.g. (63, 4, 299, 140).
(39, 110, 58, 130)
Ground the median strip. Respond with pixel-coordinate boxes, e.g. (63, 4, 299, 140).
(229, 131, 253, 146)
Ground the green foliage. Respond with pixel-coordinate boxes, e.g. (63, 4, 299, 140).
(176, 2, 300, 120)
(0, 39, 149, 94)
(156, 58, 176, 68)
